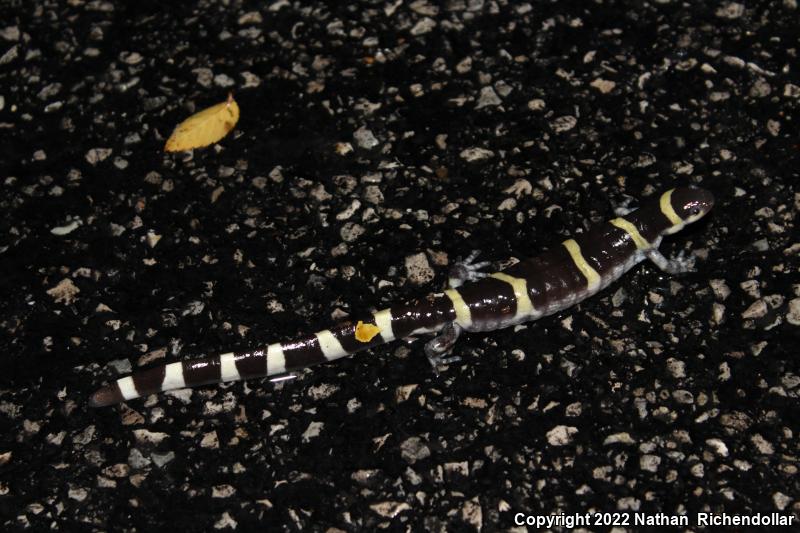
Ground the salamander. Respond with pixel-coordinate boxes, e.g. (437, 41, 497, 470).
(89, 187, 714, 407)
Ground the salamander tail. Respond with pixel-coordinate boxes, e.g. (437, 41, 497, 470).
(89, 315, 397, 407)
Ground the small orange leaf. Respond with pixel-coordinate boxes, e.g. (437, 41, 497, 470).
(354, 321, 381, 342)
(164, 93, 240, 152)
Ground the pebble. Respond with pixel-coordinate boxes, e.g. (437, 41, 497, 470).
(335, 142, 354, 155)
(51, 219, 82, 236)
(241, 71, 261, 88)
(456, 56, 472, 73)
(120, 406, 144, 426)
(68, 487, 89, 502)
(716, 2, 745, 18)
(404, 252, 434, 285)
(503, 178, 532, 198)
(399, 437, 431, 463)
(0, 26, 20, 41)
(301, 421, 324, 442)
(307, 383, 339, 401)
(718, 362, 731, 381)
(551, 115, 577, 133)
(46, 278, 80, 305)
(353, 126, 379, 149)
(461, 498, 483, 530)
(640, 454, 661, 472)
(102, 464, 130, 479)
(590, 78, 616, 93)
(363, 185, 384, 204)
(395, 384, 417, 403)
(751, 434, 774, 454)
(151, 451, 175, 467)
(603, 432, 635, 445)
(370, 501, 411, 518)
(475, 86, 501, 109)
(787, 298, 800, 325)
(767, 119, 781, 137)
(214, 512, 237, 530)
(330, 243, 348, 257)
(182, 300, 205, 316)
(710, 91, 730, 102)
(773, 492, 791, 511)
(212, 484, 236, 498)
(335, 199, 361, 221)
(459, 147, 494, 162)
(546, 425, 577, 446)
(740, 279, 760, 298)
(0, 45, 17, 66)
(120, 51, 143, 64)
(764, 294, 785, 309)
(72, 425, 95, 446)
(494, 80, 513, 97)
(193, 68, 213, 87)
(238, 11, 263, 24)
(705, 438, 729, 457)
(709, 279, 731, 300)
(128, 448, 151, 469)
(410, 1, 438, 15)
(751, 79, 772, 98)
(214, 73, 235, 87)
(741, 299, 767, 319)
(527, 98, 546, 111)
(146, 231, 162, 248)
(37, 82, 61, 100)
(410, 17, 436, 35)
(497, 197, 516, 211)
(200, 431, 219, 449)
(340, 222, 365, 242)
(133, 429, 168, 446)
(47, 431, 66, 446)
(108, 359, 132, 374)
(672, 390, 694, 404)
(711, 302, 726, 325)
(85, 148, 112, 165)
(310, 183, 333, 203)
(666, 358, 686, 378)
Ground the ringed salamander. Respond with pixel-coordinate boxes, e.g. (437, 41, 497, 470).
(90, 187, 714, 407)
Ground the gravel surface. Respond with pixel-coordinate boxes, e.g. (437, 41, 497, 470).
(1, 1, 799, 531)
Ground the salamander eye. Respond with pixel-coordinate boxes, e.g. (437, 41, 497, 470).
(690, 207, 700, 216)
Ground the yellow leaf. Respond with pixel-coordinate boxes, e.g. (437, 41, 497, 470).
(354, 320, 381, 343)
(164, 93, 240, 152)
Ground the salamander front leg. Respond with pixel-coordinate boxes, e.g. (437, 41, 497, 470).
(647, 248, 696, 275)
(424, 322, 463, 374)
(448, 250, 490, 289)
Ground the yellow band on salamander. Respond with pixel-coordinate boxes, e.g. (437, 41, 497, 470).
(610, 217, 651, 250)
(660, 189, 683, 226)
(490, 272, 535, 317)
(445, 288, 472, 327)
(562, 239, 601, 291)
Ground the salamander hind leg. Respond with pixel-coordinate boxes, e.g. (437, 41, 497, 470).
(448, 250, 490, 289)
(424, 322, 463, 374)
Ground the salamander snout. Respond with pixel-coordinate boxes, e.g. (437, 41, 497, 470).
(672, 186, 715, 224)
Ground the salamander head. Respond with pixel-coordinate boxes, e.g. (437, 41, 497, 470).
(659, 186, 714, 235)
